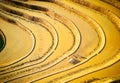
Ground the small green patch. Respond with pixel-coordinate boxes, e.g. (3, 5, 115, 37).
(0, 34, 5, 51)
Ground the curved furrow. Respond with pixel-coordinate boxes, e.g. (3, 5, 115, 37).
(33, 0, 119, 83)
(0, 1, 80, 75)
(0, 13, 36, 68)
(0, 1, 81, 82)
(0, 9, 58, 73)
(0, 1, 105, 83)
(15, 1, 106, 82)
(0, 0, 119, 83)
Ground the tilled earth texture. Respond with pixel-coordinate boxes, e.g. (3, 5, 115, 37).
(0, 0, 120, 83)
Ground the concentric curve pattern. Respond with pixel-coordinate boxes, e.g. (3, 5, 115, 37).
(0, 0, 120, 83)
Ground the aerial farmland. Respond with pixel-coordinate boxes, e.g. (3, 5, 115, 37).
(0, 0, 120, 83)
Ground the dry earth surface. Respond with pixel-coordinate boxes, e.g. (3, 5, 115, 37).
(0, 0, 120, 83)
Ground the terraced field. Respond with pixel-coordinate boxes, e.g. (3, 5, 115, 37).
(0, 0, 120, 83)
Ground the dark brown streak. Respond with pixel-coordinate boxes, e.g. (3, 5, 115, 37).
(0, 14, 16, 24)
(8, 0, 49, 12)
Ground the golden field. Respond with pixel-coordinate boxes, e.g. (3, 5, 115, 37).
(0, 0, 120, 83)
